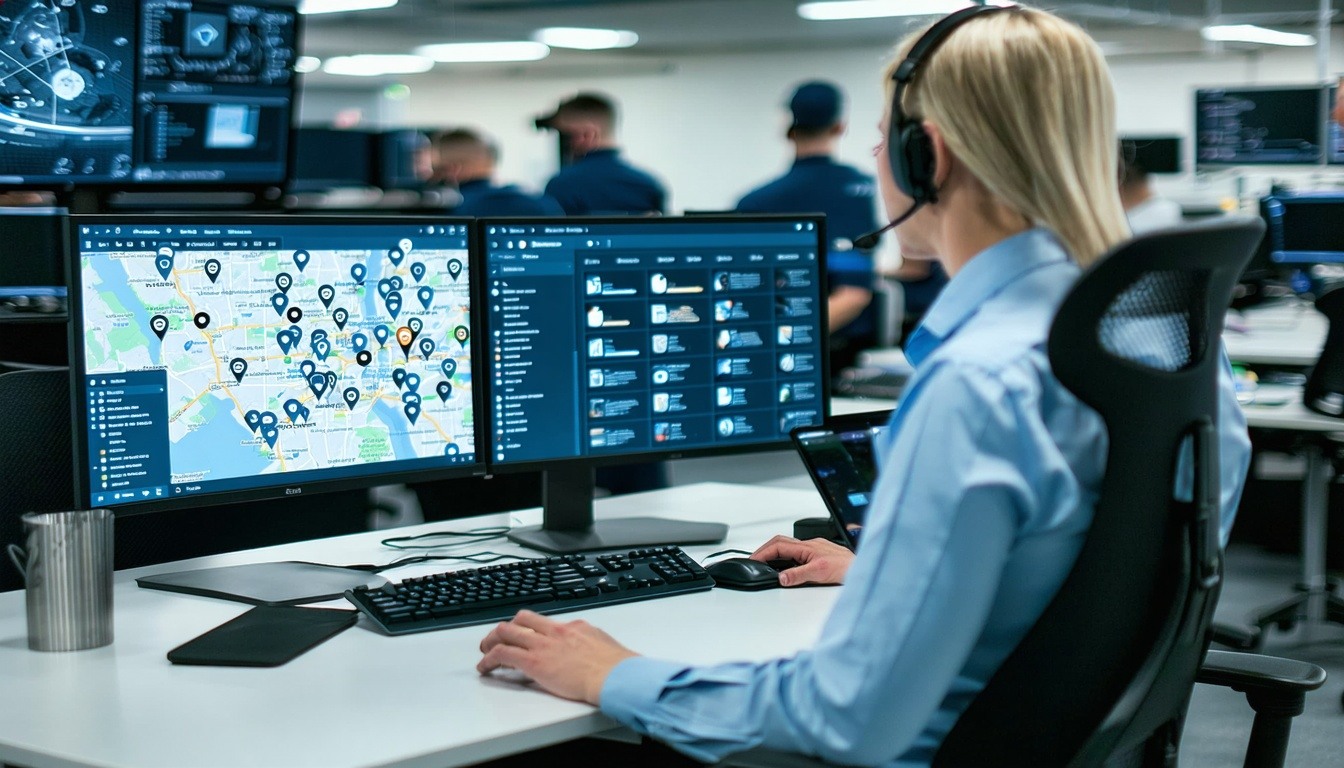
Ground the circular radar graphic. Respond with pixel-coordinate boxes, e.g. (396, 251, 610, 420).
(0, 1, 132, 148)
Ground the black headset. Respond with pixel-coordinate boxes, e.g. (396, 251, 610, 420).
(887, 4, 1016, 204)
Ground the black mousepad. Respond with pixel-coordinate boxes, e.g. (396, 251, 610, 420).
(167, 605, 357, 667)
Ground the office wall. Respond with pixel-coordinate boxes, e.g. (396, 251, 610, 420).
(299, 25, 1344, 235)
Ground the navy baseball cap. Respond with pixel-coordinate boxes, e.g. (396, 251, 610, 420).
(789, 81, 843, 130)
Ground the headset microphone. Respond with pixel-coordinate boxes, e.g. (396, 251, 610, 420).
(852, 200, 922, 251)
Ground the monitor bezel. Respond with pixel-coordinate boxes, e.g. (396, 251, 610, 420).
(1263, 192, 1344, 265)
(66, 212, 486, 517)
(1193, 85, 1327, 168)
(475, 213, 832, 476)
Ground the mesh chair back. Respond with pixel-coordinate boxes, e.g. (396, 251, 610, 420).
(933, 218, 1264, 767)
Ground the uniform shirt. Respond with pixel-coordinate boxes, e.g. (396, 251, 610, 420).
(735, 156, 880, 340)
(1125, 196, 1184, 235)
(599, 228, 1252, 767)
(454, 179, 564, 217)
(544, 148, 665, 215)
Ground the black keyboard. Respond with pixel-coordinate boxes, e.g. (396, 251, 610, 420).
(345, 545, 715, 635)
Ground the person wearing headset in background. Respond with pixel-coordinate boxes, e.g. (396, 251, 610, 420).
(536, 92, 667, 216)
(474, 5, 1252, 768)
(734, 80, 880, 376)
(429, 128, 565, 217)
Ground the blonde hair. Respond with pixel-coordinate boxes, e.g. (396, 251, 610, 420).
(888, 6, 1129, 266)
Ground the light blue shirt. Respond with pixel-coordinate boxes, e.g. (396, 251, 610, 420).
(600, 228, 1251, 767)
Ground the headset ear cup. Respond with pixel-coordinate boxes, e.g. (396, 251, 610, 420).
(899, 122, 937, 204)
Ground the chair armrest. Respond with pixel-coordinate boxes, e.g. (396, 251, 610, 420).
(1198, 650, 1327, 695)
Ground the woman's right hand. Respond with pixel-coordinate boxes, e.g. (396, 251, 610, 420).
(750, 535, 855, 587)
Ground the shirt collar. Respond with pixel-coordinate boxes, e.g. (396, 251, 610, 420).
(792, 155, 834, 169)
(581, 148, 620, 162)
(904, 228, 1070, 367)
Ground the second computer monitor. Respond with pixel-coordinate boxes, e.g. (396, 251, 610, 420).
(1196, 87, 1324, 165)
(480, 215, 830, 470)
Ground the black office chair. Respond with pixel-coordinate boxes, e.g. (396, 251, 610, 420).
(720, 219, 1325, 768)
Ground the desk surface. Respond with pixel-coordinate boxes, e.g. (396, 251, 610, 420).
(1224, 299, 1325, 367)
(0, 482, 838, 768)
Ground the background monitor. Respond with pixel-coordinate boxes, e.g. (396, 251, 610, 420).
(69, 214, 480, 514)
(1120, 135, 1183, 175)
(1195, 87, 1324, 165)
(479, 214, 830, 552)
(1263, 193, 1344, 265)
(288, 127, 377, 192)
(376, 129, 432, 191)
(1329, 85, 1343, 165)
(0, 208, 66, 305)
(132, 1, 299, 185)
(0, 3, 138, 185)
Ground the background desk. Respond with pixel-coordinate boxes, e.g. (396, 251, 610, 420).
(1224, 299, 1324, 368)
(0, 483, 838, 768)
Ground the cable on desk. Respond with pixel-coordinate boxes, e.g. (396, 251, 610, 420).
(379, 525, 511, 550)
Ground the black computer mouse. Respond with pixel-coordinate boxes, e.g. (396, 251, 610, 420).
(706, 557, 783, 591)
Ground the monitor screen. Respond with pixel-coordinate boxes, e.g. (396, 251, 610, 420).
(69, 215, 480, 512)
(289, 128, 376, 192)
(132, 1, 298, 184)
(376, 129, 431, 191)
(1120, 135, 1183, 174)
(1329, 85, 1343, 165)
(0, 208, 66, 303)
(1195, 87, 1324, 165)
(480, 215, 829, 471)
(1264, 194, 1344, 265)
(0, 3, 138, 185)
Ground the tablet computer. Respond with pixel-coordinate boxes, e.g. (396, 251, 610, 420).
(790, 409, 892, 550)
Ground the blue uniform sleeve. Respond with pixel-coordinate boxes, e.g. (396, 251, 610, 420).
(600, 363, 1072, 766)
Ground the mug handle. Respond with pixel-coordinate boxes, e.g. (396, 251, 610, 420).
(5, 544, 24, 580)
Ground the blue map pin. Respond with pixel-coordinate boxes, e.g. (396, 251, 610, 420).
(229, 357, 248, 383)
(260, 412, 278, 429)
(418, 338, 435, 360)
(308, 373, 329, 399)
(407, 317, 423, 339)
(351, 332, 368, 353)
(392, 368, 406, 389)
(444, 443, 460, 455)
(261, 426, 279, 448)
(311, 328, 328, 343)
(401, 391, 420, 405)
(351, 263, 367, 284)
(299, 360, 316, 380)
(283, 399, 305, 423)
(155, 248, 174, 280)
(275, 273, 293, 294)
(376, 279, 393, 299)
(417, 286, 434, 310)
(385, 291, 402, 319)
(440, 358, 457, 378)
(270, 292, 288, 316)
(403, 401, 420, 424)
(289, 324, 303, 345)
(410, 262, 426, 282)
(276, 329, 295, 354)
(437, 381, 452, 401)
(343, 387, 359, 410)
(293, 250, 311, 272)
(447, 259, 463, 282)
(315, 338, 331, 361)
(373, 325, 390, 347)
(405, 373, 421, 393)
(388, 247, 405, 267)
(324, 371, 337, 394)
(204, 259, 221, 283)
(333, 308, 349, 330)
(150, 314, 169, 340)
(390, 276, 404, 291)
(244, 410, 261, 433)
(318, 284, 335, 308)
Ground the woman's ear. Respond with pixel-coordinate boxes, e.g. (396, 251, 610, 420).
(922, 119, 954, 190)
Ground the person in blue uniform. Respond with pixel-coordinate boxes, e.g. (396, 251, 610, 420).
(429, 128, 564, 217)
(474, 6, 1252, 768)
(734, 80, 881, 376)
(537, 92, 667, 216)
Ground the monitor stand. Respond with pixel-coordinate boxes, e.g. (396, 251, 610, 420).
(505, 467, 727, 554)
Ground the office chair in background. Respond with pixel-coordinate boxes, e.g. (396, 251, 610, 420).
(723, 219, 1326, 768)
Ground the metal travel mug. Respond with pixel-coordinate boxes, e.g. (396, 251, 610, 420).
(6, 509, 114, 652)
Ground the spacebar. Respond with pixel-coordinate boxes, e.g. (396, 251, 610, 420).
(464, 593, 555, 613)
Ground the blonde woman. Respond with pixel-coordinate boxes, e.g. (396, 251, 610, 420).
(476, 6, 1252, 766)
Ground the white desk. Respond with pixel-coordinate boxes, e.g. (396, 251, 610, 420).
(1223, 299, 1325, 368)
(0, 483, 839, 768)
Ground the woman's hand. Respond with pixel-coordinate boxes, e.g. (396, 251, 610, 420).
(477, 610, 637, 704)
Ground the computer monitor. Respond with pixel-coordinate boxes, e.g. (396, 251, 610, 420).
(0, 3, 138, 185)
(288, 128, 377, 192)
(375, 129, 432, 191)
(1119, 136, 1183, 175)
(68, 214, 481, 515)
(1195, 87, 1324, 165)
(479, 214, 830, 552)
(132, 1, 298, 185)
(1262, 193, 1344, 265)
(0, 208, 66, 309)
(1328, 85, 1343, 165)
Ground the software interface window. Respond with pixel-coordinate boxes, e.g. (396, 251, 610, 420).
(72, 218, 475, 509)
(483, 217, 828, 466)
